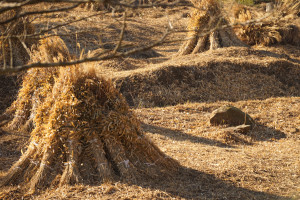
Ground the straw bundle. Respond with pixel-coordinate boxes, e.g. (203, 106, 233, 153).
(0, 36, 177, 194)
(0, 9, 35, 67)
(233, 3, 300, 46)
(3, 37, 70, 133)
(282, 0, 300, 16)
(178, 0, 246, 55)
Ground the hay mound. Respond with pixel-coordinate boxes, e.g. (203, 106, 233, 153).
(0, 37, 177, 194)
(178, 0, 246, 55)
(116, 47, 300, 107)
(0, 9, 35, 67)
(233, 4, 300, 46)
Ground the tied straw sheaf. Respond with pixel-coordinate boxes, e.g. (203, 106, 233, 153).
(233, 0, 300, 46)
(0, 36, 178, 194)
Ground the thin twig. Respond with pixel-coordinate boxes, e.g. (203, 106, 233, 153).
(0, 3, 81, 25)
(113, 12, 127, 54)
(0, 29, 171, 74)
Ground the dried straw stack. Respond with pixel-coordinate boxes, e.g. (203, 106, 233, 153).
(178, 0, 246, 55)
(0, 36, 177, 194)
(233, 2, 300, 46)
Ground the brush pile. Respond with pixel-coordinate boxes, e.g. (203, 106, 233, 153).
(233, 2, 300, 46)
(178, 0, 246, 55)
(0, 9, 35, 68)
(0, 36, 177, 194)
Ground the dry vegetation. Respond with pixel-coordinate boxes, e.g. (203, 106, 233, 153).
(178, 0, 246, 55)
(232, 1, 300, 46)
(0, 36, 177, 196)
(0, 0, 299, 199)
(0, 9, 36, 68)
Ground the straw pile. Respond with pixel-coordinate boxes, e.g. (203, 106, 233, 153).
(233, 3, 300, 46)
(116, 46, 300, 108)
(0, 36, 177, 194)
(0, 9, 35, 67)
(178, 0, 246, 55)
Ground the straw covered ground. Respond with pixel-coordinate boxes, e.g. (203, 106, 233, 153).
(0, 1, 299, 199)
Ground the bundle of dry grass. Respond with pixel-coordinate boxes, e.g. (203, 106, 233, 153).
(3, 37, 70, 132)
(233, 3, 300, 46)
(0, 9, 35, 68)
(0, 36, 177, 194)
(178, 0, 246, 55)
(282, 0, 300, 16)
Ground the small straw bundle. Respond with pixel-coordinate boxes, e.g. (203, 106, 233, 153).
(178, 0, 246, 55)
(3, 37, 70, 133)
(233, 2, 300, 46)
(0, 36, 177, 194)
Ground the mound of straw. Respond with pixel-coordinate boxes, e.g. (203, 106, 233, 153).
(0, 36, 177, 194)
(116, 47, 300, 108)
(0, 9, 35, 68)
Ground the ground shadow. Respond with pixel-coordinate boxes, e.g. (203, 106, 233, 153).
(0, 75, 19, 115)
(254, 49, 300, 65)
(0, 160, 288, 199)
(142, 122, 234, 148)
(131, 165, 289, 199)
(0, 127, 289, 199)
(248, 123, 286, 142)
(142, 122, 287, 147)
(0, 129, 28, 171)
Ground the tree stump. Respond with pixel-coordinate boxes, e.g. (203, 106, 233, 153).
(0, 37, 177, 194)
(178, 0, 247, 55)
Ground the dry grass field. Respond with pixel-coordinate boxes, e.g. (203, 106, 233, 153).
(0, 1, 299, 199)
